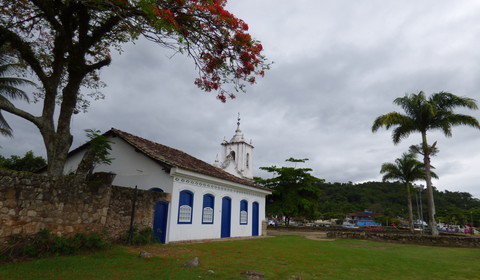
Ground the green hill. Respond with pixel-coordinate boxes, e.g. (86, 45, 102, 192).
(316, 181, 480, 226)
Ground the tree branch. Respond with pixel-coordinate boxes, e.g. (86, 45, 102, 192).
(0, 27, 48, 85)
(85, 58, 111, 73)
(0, 101, 40, 127)
(30, 0, 63, 31)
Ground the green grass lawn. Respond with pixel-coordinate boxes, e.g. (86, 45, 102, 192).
(1, 235, 479, 280)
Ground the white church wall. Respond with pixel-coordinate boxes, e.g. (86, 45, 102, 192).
(166, 171, 269, 243)
(63, 137, 173, 192)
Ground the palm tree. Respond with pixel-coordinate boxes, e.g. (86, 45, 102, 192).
(372, 91, 480, 236)
(0, 54, 34, 136)
(380, 152, 438, 233)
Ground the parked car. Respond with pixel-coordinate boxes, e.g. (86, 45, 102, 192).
(342, 224, 359, 229)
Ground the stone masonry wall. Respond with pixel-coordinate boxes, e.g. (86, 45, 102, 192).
(106, 186, 171, 240)
(327, 230, 480, 248)
(0, 170, 170, 243)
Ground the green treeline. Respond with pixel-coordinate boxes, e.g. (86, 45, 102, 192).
(316, 181, 480, 226)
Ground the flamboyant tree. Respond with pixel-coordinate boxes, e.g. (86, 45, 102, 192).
(372, 91, 480, 236)
(0, 0, 269, 175)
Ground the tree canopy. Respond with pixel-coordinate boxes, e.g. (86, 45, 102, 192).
(0, 150, 46, 172)
(0, 0, 269, 175)
(255, 158, 324, 225)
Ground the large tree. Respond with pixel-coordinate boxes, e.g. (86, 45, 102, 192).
(380, 152, 437, 233)
(372, 91, 480, 235)
(0, 53, 34, 136)
(0, 0, 269, 175)
(255, 158, 324, 226)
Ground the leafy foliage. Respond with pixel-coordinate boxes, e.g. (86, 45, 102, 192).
(0, 229, 110, 261)
(0, 52, 35, 136)
(75, 129, 113, 178)
(255, 158, 324, 225)
(0, 150, 46, 172)
(120, 226, 157, 245)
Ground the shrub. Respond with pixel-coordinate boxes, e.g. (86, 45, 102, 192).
(0, 230, 111, 262)
(80, 232, 110, 250)
(24, 229, 56, 257)
(52, 236, 77, 255)
(122, 227, 158, 245)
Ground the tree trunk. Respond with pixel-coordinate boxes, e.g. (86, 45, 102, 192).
(406, 183, 414, 233)
(75, 147, 96, 179)
(422, 131, 439, 236)
(41, 128, 73, 176)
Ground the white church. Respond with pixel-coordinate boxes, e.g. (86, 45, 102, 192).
(62, 118, 271, 243)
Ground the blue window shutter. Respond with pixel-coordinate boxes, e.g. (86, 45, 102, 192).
(240, 200, 248, 225)
(178, 190, 194, 224)
(202, 194, 215, 224)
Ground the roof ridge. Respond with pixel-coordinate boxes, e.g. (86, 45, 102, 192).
(107, 128, 269, 192)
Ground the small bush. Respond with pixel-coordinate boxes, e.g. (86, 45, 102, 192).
(24, 229, 56, 257)
(82, 232, 110, 250)
(0, 229, 111, 262)
(53, 236, 77, 255)
(122, 227, 158, 245)
(132, 228, 157, 245)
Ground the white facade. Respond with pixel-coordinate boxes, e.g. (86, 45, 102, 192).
(62, 129, 270, 243)
(63, 137, 173, 192)
(166, 168, 268, 243)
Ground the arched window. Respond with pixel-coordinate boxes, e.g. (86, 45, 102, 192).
(246, 153, 250, 168)
(202, 194, 215, 224)
(149, 187, 164, 192)
(178, 190, 193, 224)
(240, 200, 248, 225)
(229, 151, 236, 161)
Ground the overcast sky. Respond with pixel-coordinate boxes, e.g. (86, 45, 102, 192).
(2, 1, 480, 198)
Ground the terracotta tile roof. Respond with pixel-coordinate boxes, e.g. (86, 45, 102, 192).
(106, 128, 269, 192)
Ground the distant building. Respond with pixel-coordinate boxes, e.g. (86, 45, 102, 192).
(346, 211, 382, 227)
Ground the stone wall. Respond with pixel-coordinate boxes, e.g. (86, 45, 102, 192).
(268, 226, 480, 248)
(0, 170, 170, 243)
(106, 186, 171, 240)
(327, 231, 480, 248)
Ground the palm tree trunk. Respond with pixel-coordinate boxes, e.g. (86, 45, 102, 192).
(422, 131, 439, 236)
(406, 183, 414, 233)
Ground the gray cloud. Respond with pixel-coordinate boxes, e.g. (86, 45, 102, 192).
(2, 0, 480, 198)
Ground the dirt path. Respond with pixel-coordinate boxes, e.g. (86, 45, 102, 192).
(267, 229, 335, 241)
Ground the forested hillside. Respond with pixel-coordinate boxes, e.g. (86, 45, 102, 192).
(317, 181, 480, 226)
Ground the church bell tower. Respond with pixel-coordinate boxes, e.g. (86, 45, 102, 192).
(215, 114, 254, 180)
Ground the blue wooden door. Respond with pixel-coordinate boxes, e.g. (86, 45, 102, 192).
(221, 197, 231, 238)
(153, 201, 169, 243)
(252, 202, 259, 236)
